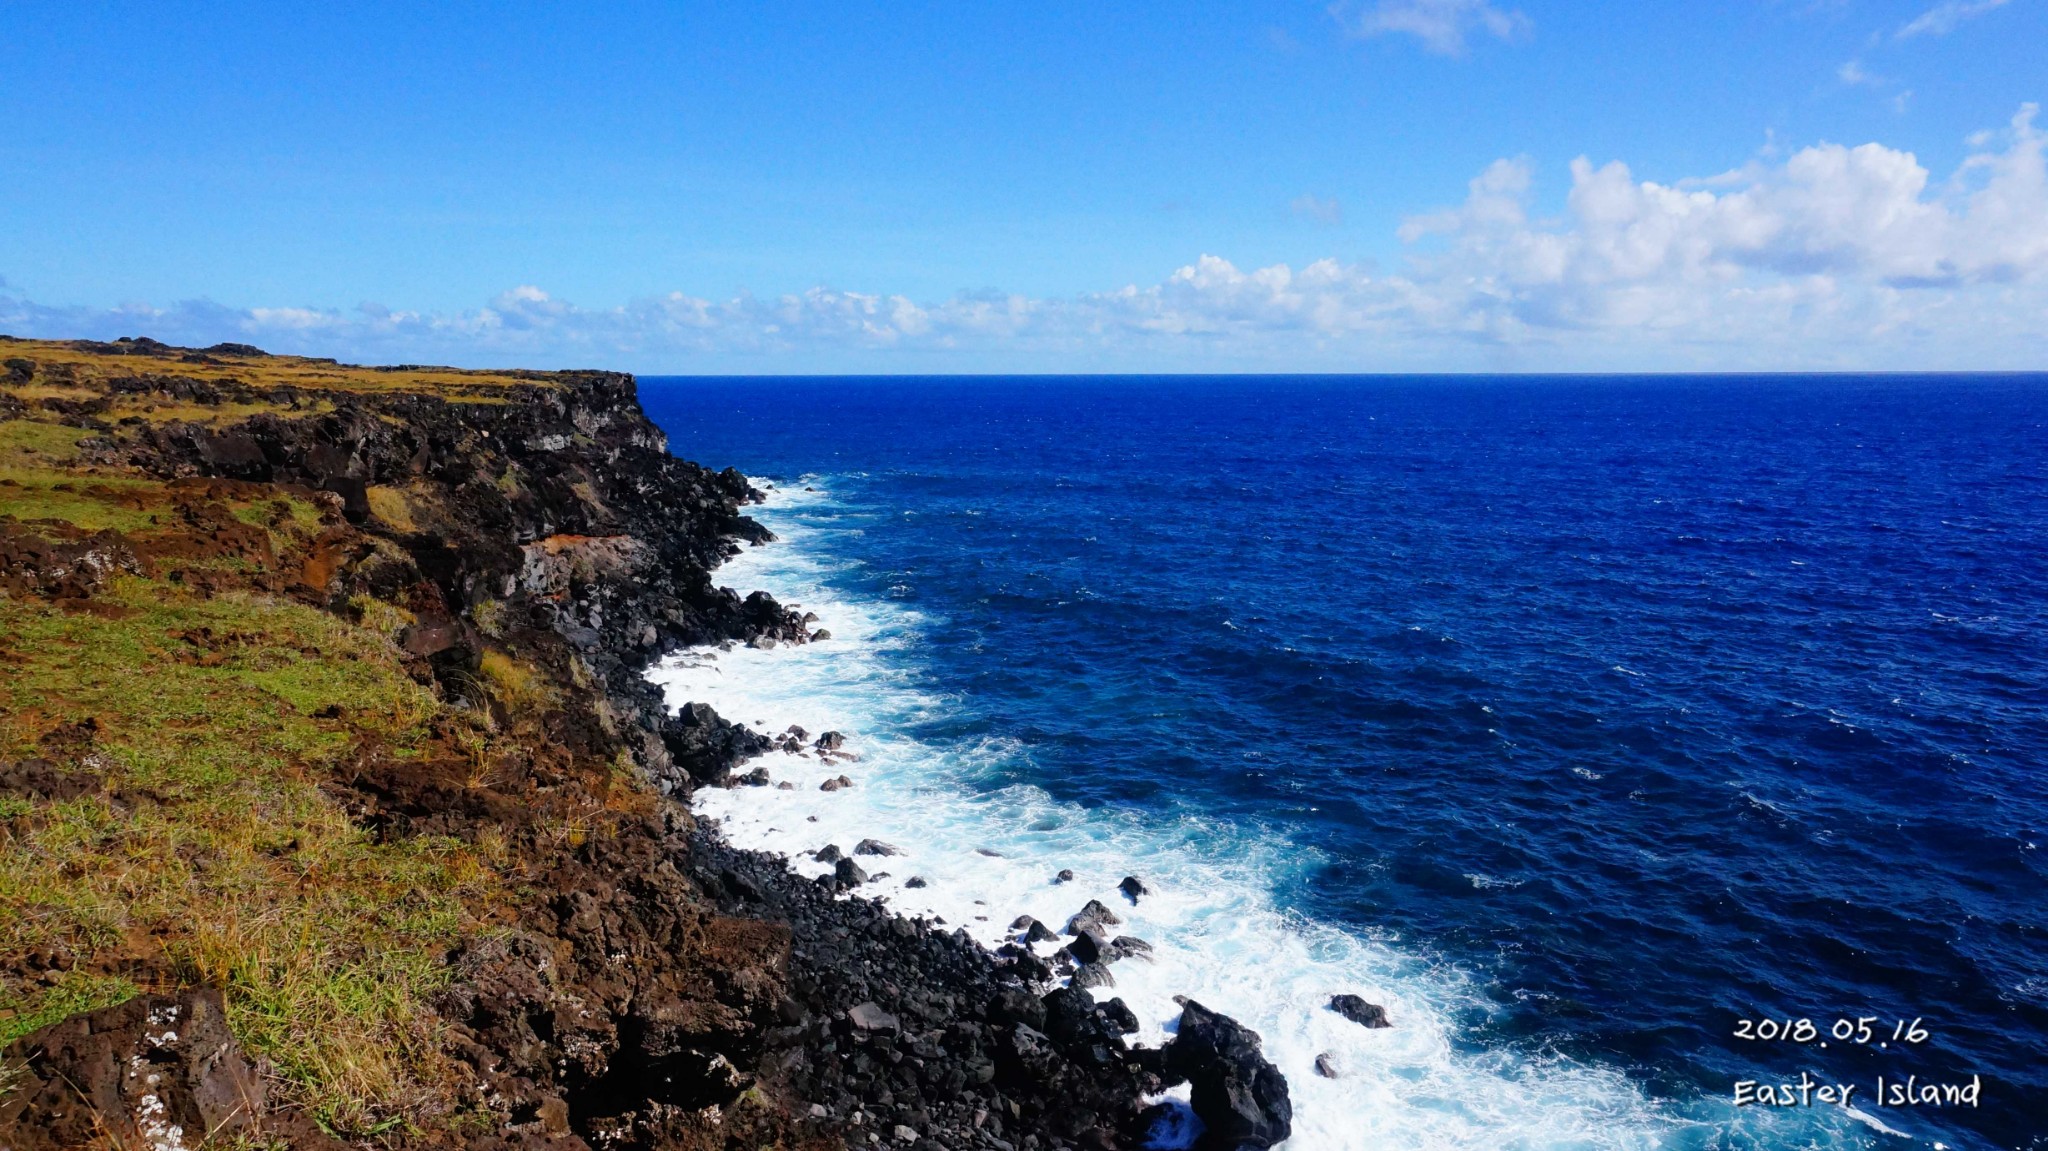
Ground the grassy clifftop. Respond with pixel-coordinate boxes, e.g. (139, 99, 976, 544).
(3, 334, 559, 409)
(0, 335, 1177, 1151)
(0, 335, 805, 1146)
(0, 337, 591, 1137)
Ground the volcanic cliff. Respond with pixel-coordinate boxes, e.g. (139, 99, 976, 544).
(0, 336, 1288, 1151)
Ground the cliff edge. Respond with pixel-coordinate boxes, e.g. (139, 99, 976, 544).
(0, 337, 1286, 1151)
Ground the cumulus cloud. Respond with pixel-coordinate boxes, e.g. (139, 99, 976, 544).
(1897, 0, 2011, 39)
(5, 108, 2046, 371)
(1339, 0, 1532, 56)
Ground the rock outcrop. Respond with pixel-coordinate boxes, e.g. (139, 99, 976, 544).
(0, 988, 341, 1151)
(1158, 999, 1293, 1150)
(1329, 993, 1391, 1029)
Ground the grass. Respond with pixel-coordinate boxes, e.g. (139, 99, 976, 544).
(0, 469, 167, 533)
(0, 338, 630, 1137)
(0, 335, 566, 404)
(0, 577, 498, 1134)
(0, 419, 95, 464)
(365, 486, 419, 534)
(0, 971, 139, 1047)
(476, 649, 554, 715)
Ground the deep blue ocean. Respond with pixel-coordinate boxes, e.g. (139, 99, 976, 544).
(641, 376, 2047, 1151)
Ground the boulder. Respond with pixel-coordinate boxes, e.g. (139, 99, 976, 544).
(1314, 1052, 1342, 1079)
(1329, 993, 1390, 1029)
(1054, 868, 1075, 883)
(988, 986, 1048, 1032)
(1119, 875, 1149, 902)
(1160, 999, 1292, 1150)
(1104, 935, 1155, 962)
(658, 701, 771, 790)
(834, 858, 868, 886)
(814, 844, 843, 863)
(1072, 962, 1116, 991)
(855, 838, 903, 857)
(996, 943, 1055, 984)
(1004, 1023, 1061, 1085)
(1066, 899, 1122, 935)
(1064, 926, 1107, 965)
(904, 875, 929, 888)
(0, 987, 342, 1150)
(1039, 985, 1100, 1048)
(847, 1001, 900, 1033)
(1099, 997, 1141, 1035)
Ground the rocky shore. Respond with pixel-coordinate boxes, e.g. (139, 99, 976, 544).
(0, 338, 1292, 1151)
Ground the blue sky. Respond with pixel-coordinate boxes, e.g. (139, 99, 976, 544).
(3, 1, 2045, 371)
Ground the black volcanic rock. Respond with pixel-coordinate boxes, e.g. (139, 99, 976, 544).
(1072, 962, 1116, 990)
(1330, 992, 1391, 1028)
(1065, 926, 1107, 965)
(93, 343, 1159, 1151)
(1099, 997, 1141, 1035)
(1161, 999, 1293, 1150)
(1067, 899, 1122, 935)
(692, 833, 1152, 1151)
(661, 701, 772, 790)
(1105, 935, 1155, 962)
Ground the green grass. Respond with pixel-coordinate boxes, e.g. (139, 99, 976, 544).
(0, 358, 588, 1136)
(0, 419, 95, 464)
(1, 336, 565, 401)
(0, 577, 496, 1133)
(0, 471, 165, 533)
(0, 971, 140, 1047)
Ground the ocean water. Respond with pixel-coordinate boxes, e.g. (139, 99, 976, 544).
(638, 376, 2048, 1151)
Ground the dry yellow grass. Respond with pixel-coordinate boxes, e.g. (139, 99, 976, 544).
(476, 649, 555, 714)
(365, 485, 420, 534)
(2, 335, 562, 405)
(0, 578, 499, 1134)
(0, 337, 598, 1136)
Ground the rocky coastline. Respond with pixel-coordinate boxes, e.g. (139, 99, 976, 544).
(0, 338, 1292, 1151)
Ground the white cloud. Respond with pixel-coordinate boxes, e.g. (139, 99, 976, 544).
(1338, 0, 1532, 56)
(1896, 0, 2011, 39)
(1836, 59, 1879, 86)
(5, 108, 2046, 372)
(1291, 194, 1345, 225)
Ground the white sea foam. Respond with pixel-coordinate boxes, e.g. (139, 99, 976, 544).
(649, 479, 1886, 1151)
